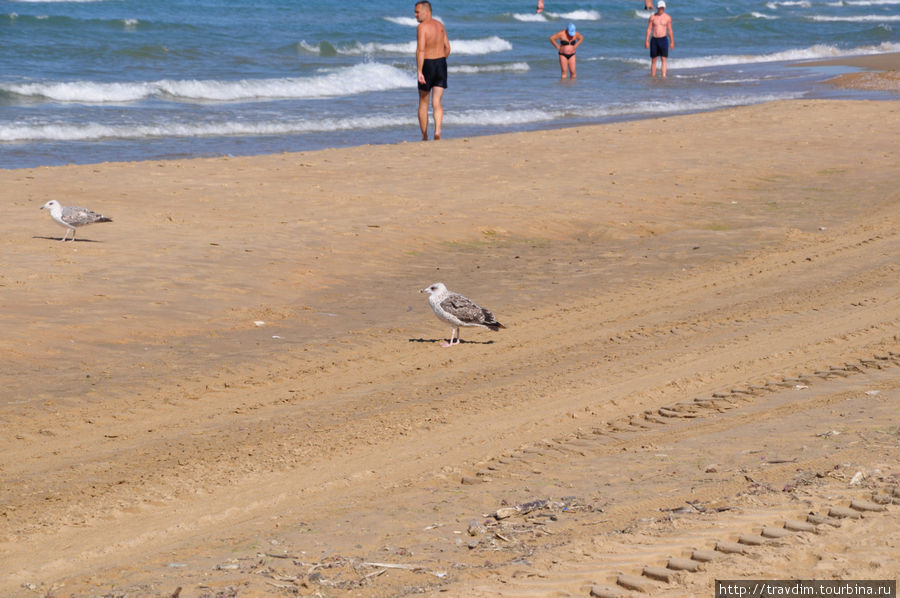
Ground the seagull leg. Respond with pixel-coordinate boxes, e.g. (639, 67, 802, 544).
(441, 327, 458, 348)
(61, 228, 71, 242)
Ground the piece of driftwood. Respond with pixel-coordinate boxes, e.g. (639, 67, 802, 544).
(361, 562, 424, 571)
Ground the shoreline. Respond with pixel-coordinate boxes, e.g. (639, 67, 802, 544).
(1, 98, 898, 595)
(3, 53, 899, 172)
(799, 51, 900, 93)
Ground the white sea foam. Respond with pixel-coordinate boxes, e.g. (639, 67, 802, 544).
(337, 40, 417, 55)
(383, 16, 419, 27)
(809, 14, 900, 21)
(512, 12, 548, 22)
(296, 41, 327, 54)
(4, 80, 148, 102)
(0, 91, 806, 144)
(766, 1, 811, 7)
(450, 62, 529, 74)
(447, 109, 551, 126)
(0, 116, 413, 142)
(714, 78, 768, 84)
(577, 93, 805, 119)
(545, 10, 601, 21)
(1, 63, 414, 104)
(635, 10, 653, 18)
(0, 112, 505, 142)
(382, 14, 443, 26)
(622, 41, 900, 69)
(751, 12, 779, 19)
(447, 37, 513, 55)
(448, 93, 802, 125)
(333, 36, 511, 56)
(827, 0, 900, 5)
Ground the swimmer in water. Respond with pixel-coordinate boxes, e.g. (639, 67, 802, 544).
(550, 23, 583, 79)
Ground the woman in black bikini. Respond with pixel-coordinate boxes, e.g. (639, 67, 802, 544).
(550, 23, 583, 79)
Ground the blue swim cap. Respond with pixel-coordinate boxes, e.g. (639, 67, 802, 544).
(567, 23, 576, 36)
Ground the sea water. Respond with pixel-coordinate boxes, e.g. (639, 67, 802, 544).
(1, 0, 898, 169)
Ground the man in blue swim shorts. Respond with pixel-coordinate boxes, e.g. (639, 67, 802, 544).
(415, 1, 451, 140)
(644, 0, 674, 77)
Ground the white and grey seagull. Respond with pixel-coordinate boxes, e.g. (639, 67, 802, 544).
(421, 282, 505, 347)
(40, 199, 112, 241)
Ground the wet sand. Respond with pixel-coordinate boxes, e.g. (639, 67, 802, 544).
(1, 98, 897, 597)
(805, 51, 900, 93)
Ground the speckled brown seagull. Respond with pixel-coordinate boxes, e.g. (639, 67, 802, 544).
(41, 199, 112, 241)
(421, 282, 505, 347)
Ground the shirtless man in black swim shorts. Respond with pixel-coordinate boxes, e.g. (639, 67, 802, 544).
(644, 0, 674, 77)
(415, 1, 451, 140)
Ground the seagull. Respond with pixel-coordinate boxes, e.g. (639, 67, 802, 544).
(40, 200, 112, 241)
(421, 282, 505, 347)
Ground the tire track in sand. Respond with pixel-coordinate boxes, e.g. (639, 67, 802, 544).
(0, 213, 897, 594)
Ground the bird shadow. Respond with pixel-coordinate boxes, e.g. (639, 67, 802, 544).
(33, 235, 104, 243)
(408, 337, 495, 345)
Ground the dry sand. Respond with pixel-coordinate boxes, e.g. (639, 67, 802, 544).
(1, 98, 898, 597)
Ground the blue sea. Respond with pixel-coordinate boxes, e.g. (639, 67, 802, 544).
(1, 0, 898, 169)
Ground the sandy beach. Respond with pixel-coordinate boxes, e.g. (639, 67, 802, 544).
(1, 97, 898, 597)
